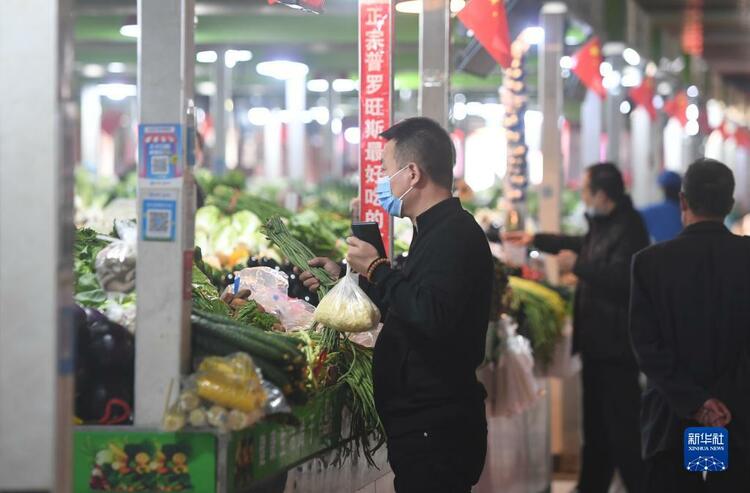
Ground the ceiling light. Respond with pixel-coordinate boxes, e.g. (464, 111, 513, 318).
(395, 0, 466, 14)
(196, 81, 216, 96)
(521, 26, 545, 45)
(307, 79, 330, 92)
(653, 95, 664, 110)
(621, 67, 642, 88)
(97, 83, 137, 101)
(559, 56, 575, 70)
(225, 50, 252, 69)
(687, 85, 699, 98)
(107, 62, 126, 73)
(82, 64, 105, 78)
(686, 104, 700, 121)
(344, 127, 361, 145)
(599, 62, 613, 78)
(657, 81, 672, 96)
(310, 106, 330, 125)
(119, 16, 139, 38)
(256, 60, 309, 80)
(623, 48, 641, 66)
(196, 50, 218, 63)
(332, 78, 357, 92)
(247, 107, 271, 126)
(620, 101, 632, 114)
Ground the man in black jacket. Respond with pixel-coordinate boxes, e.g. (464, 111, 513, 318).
(629, 158, 750, 492)
(300, 117, 493, 493)
(504, 163, 649, 492)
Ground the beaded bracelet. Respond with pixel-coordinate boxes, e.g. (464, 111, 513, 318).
(366, 257, 389, 283)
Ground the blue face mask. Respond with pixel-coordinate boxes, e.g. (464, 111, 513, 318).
(375, 166, 414, 218)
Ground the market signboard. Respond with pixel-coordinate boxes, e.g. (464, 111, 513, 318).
(358, 0, 393, 256)
(73, 429, 216, 492)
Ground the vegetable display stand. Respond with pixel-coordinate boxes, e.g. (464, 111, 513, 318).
(73, 388, 371, 493)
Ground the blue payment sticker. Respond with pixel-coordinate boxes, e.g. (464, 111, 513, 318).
(141, 199, 177, 242)
(684, 427, 729, 472)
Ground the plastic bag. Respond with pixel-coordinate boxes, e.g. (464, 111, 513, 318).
(537, 319, 581, 379)
(163, 352, 284, 433)
(314, 266, 381, 333)
(491, 316, 543, 417)
(226, 267, 314, 332)
(95, 220, 137, 293)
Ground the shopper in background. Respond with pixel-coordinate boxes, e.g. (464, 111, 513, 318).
(629, 158, 750, 493)
(503, 162, 649, 493)
(640, 171, 683, 243)
(299, 117, 493, 493)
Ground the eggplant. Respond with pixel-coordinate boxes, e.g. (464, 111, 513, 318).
(86, 319, 134, 373)
(83, 307, 108, 325)
(259, 257, 279, 270)
(77, 375, 133, 424)
(246, 256, 260, 268)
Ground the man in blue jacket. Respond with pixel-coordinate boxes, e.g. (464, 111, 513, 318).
(641, 171, 683, 243)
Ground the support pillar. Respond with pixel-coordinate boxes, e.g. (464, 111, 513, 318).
(418, 0, 450, 126)
(135, 0, 195, 426)
(539, 2, 567, 284)
(0, 0, 75, 490)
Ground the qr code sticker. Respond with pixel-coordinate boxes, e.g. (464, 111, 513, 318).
(151, 155, 169, 175)
(146, 209, 172, 239)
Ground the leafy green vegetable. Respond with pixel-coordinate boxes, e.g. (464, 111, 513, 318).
(74, 228, 108, 308)
(234, 300, 281, 331)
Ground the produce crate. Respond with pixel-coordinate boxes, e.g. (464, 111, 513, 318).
(217, 388, 345, 493)
(73, 390, 345, 493)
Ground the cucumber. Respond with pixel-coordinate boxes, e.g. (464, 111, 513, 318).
(193, 333, 236, 357)
(192, 310, 306, 362)
(252, 356, 294, 395)
(192, 318, 290, 364)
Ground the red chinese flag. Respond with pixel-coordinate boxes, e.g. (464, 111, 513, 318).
(572, 37, 606, 99)
(664, 92, 689, 127)
(629, 77, 656, 120)
(458, 0, 512, 68)
(736, 128, 750, 148)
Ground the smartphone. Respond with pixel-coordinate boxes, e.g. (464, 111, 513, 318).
(351, 222, 387, 258)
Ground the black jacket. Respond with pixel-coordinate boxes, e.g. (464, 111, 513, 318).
(630, 221, 750, 458)
(533, 197, 650, 362)
(364, 198, 493, 438)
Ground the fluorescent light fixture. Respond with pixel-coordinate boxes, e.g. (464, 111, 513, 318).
(687, 85, 699, 98)
(599, 61, 614, 77)
(559, 56, 575, 70)
(107, 62, 126, 73)
(256, 60, 309, 80)
(521, 26, 545, 45)
(97, 83, 136, 101)
(307, 79, 329, 92)
(332, 78, 357, 92)
(225, 50, 252, 68)
(82, 64, 105, 78)
(688, 104, 706, 123)
(196, 81, 217, 96)
(310, 106, 330, 125)
(686, 120, 700, 137)
(396, 0, 466, 14)
(247, 107, 271, 126)
(344, 127, 361, 145)
(623, 48, 641, 66)
(620, 101, 632, 114)
(196, 50, 218, 63)
(119, 24, 139, 38)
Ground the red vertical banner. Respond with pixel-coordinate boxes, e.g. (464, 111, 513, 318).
(359, 0, 393, 257)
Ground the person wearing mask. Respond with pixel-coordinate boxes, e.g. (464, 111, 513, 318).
(299, 117, 493, 492)
(503, 163, 649, 493)
(640, 171, 683, 242)
(629, 158, 750, 492)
